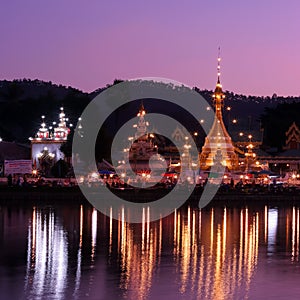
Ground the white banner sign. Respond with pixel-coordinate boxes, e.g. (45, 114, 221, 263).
(4, 160, 32, 175)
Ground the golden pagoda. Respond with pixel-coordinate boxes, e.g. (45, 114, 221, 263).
(199, 50, 239, 170)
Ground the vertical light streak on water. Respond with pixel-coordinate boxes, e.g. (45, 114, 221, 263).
(140, 220, 151, 298)
(79, 205, 83, 248)
(231, 247, 238, 296)
(120, 206, 126, 273)
(117, 210, 121, 253)
(34, 210, 46, 298)
(197, 207, 202, 296)
(54, 218, 68, 298)
(199, 209, 202, 241)
(142, 207, 145, 251)
(126, 222, 132, 292)
(264, 205, 268, 243)
(243, 207, 251, 295)
(212, 223, 222, 300)
(190, 210, 197, 294)
(176, 211, 181, 260)
(91, 208, 97, 262)
(255, 212, 259, 266)
(73, 205, 83, 299)
(188, 206, 191, 233)
(33, 206, 36, 253)
(297, 208, 299, 260)
(24, 207, 36, 292)
(238, 209, 244, 288)
(292, 206, 296, 261)
(210, 208, 214, 255)
(192, 210, 196, 247)
(119, 209, 132, 294)
(25, 217, 31, 290)
(204, 208, 214, 298)
(196, 244, 205, 298)
(286, 212, 290, 250)
(48, 212, 54, 287)
(246, 214, 254, 293)
(146, 206, 150, 250)
(222, 207, 227, 263)
(222, 207, 229, 298)
(173, 209, 177, 257)
(109, 206, 113, 255)
(158, 217, 162, 260)
(179, 206, 191, 294)
(268, 207, 278, 255)
(244, 208, 249, 266)
(141, 220, 156, 300)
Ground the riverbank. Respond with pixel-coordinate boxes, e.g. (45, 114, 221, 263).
(0, 186, 84, 202)
(1, 186, 300, 208)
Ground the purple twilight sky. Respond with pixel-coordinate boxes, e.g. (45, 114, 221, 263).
(1, 0, 299, 96)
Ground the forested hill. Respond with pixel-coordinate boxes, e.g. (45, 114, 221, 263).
(0, 79, 299, 149)
(0, 79, 92, 142)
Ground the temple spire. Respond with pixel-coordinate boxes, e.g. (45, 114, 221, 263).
(217, 47, 221, 83)
(53, 107, 70, 140)
(37, 115, 49, 139)
(137, 101, 145, 117)
(135, 101, 148, 139)
(213, 47, 225, 111)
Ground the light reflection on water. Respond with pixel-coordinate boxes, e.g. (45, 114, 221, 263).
(1, 202, 300, 299)
(24, 207, 68, 300)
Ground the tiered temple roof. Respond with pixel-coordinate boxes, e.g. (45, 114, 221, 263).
(285, 122, 300, 150)
(32, 107, 70, 142)
(199, 50, 239, 170)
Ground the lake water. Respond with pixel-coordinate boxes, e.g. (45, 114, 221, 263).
(1, 200, 300, 299)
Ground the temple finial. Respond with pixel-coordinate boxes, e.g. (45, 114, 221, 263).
(217, 47, 221, 83)
(213, 47, 225, 101)
(138, 100, 145, 116)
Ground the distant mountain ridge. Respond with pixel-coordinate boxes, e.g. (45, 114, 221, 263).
(0, 79, 299, 150)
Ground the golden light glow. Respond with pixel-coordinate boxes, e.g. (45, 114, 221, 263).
(25, 205, 278, 300)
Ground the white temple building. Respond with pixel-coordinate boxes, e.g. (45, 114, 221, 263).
(30, 107, 71, 172)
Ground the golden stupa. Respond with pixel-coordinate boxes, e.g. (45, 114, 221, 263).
(199, 50, 239, 170)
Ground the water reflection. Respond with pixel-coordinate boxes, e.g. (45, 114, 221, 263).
(291, 207, 300, 261)
(171, 207, 259, 299)
(117, 206, 159, 300)
(73, 205, 83, 299)
(1, 202, 300, 299)
(267, 208, 278, 254)
(25, 207, 68, 299)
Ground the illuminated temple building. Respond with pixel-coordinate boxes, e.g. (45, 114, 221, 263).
(129, 102, 158, 162)
(199, 53, 239, 170)
(30, 107, 71, 173)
